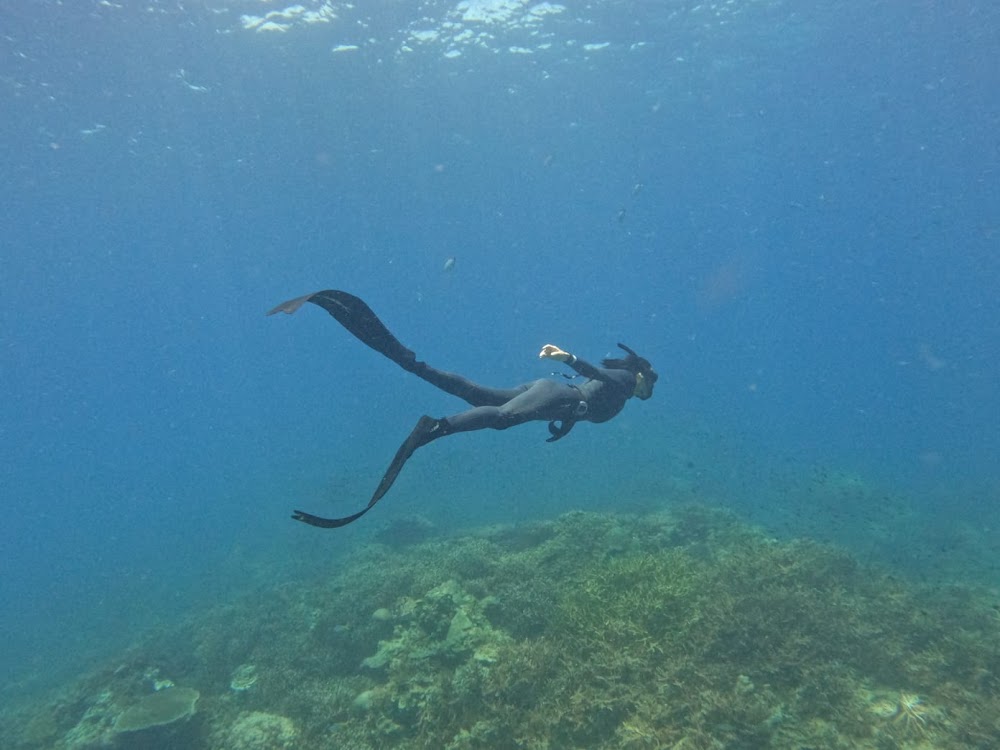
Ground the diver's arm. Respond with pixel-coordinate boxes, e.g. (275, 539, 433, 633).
(538, 344, 612, 382)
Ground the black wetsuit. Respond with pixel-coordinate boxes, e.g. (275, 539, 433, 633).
(268, 289, 639, 528)
(403, 355, 636, 439)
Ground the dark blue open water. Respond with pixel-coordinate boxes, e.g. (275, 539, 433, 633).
(2, 0, 998, 694)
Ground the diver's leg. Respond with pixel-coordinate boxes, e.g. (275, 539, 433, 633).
(407, 363, 532, 407)
(268, 289, 528, 407)
(354, 390, 553, 519)
(494, 379, 581, 425)
(291, 382, 581, 529)
(437, 379, 581, 434)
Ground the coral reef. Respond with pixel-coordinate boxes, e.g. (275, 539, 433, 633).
(228, 665, 258, 692)
(211, 711, 298, 750)
(114, 686, 200, 732)
(3, 506, 1000, 749)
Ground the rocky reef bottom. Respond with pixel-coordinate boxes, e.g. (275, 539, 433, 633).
(3, 505, 1000, 749)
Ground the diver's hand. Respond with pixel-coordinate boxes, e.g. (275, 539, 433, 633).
(539, 344, 572, 362)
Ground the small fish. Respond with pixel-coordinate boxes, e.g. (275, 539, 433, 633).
(631, 182, 644, 197)
(616, 208, 627, 223)
(443, 257, 456, 272)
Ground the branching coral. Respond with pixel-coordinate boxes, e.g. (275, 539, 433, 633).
(6, 506, 1000, 750)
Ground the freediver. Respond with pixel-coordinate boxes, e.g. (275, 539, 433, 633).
(267, 290, 658, 528)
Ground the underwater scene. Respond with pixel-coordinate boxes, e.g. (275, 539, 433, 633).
(2, 0, 999, 748)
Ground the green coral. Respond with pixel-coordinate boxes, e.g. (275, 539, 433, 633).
(354, 577, 513, 741)
(5, 506, 1000, 749)
(212, 711, 298, 750)
(114, 686, 200, 733)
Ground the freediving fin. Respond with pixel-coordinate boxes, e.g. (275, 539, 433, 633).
(289, 415, 442, 530)
(268, 289, 418, 371)
(291, 507, 371, 528)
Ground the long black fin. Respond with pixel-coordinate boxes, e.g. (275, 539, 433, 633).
(268, 289, 418, 370)
(269, 291, 453, 529)
(289, 416, 439, 530)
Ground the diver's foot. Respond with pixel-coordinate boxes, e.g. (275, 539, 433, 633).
(393, 416, 449, 480)
(410, 415, 449, 449)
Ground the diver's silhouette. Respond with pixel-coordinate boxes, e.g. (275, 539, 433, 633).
(268, 290, 658, 528)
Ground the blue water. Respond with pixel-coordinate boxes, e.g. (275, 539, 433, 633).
(2, 0, 998, 694)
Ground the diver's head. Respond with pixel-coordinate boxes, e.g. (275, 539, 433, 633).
(603, 343, 658, 400)
(633, 370, 656, 400)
